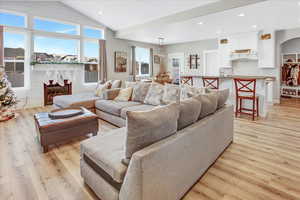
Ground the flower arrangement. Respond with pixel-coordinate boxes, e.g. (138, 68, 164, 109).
(0, 66, 18, 122)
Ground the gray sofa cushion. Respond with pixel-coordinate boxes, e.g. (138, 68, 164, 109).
(180, 85, 205, 100)
(143, 83, 164, 106)
(120, 104, 156, 119)
(80, 128, 127, 183)
(95, 100, 141, 116)
(126, 82, 151, 102)
(194, 92, 218, 119)
(125, 103, 179, 161)
(207, 88, 230, 109)
(178, 97, 202, 130)
(162, 84, 181, 104)
(53, 93, 101, 109)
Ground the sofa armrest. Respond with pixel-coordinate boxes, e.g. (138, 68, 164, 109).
(103, 88, 121, 100)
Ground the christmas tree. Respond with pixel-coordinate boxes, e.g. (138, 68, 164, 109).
(0, 65, 17, 122)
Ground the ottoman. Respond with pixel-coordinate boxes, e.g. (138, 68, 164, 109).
(34, 107, 98, 153)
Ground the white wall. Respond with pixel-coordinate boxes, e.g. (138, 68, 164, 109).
(281, 38, 300, 54)
(163, 39, 218, 75)
(1, 1, 161, 108)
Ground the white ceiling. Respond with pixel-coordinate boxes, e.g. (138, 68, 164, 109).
(60, 0, 300, 44)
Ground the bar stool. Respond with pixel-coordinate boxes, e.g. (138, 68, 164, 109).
(181, 76, 193, 86)
(234, 78, 259, 121)
(202, 77, 219, 89)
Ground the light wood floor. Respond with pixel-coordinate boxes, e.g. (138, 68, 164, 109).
(1, 100, 300, 200)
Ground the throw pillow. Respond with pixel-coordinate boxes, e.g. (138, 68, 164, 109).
(125, 81, 151, 102)
(206, 88, 230, 109)
(124, 103, 179, 161)
(194, 92, 218, 119)
(95, 81, 112, 97)
(178, 97, 202, 130)
(143, 83, 165, 105)
(111, 80, 122, 89)
(180, 85, 205, 100)
(162, 84, 181, 104)
(114, 87, 133, 101)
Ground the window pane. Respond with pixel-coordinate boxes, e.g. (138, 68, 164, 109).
(34, 18, 78, 35)
(136, 47, 150, 75)
(84, 64, 98, 83)
(4, 62, 24, 87)
(34, 36, 79, 62)
(84, 41, 99, 63)
(84, 27, 103, 39)
(4, 32, 25, 60)
(0, 12, 25, 27)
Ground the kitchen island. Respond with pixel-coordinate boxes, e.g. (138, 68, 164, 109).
(185, 75, 276, 117)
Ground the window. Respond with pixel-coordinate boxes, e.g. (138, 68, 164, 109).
(34, 36, 79, 62)
(83, 27, 103, 39)
(135, 47, 150, 76)
(4, 32, 25, 87)
(34, 18, 78, 35)
(84, 41, 99, 83)
(0, 11, 26, 28)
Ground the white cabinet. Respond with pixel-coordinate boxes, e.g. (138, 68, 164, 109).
(218, 39, 232, 68)
(229, 32, 258, 51)
(258, 31, 275, 68)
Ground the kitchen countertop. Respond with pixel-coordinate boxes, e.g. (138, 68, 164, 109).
(181, 75, 276, 81)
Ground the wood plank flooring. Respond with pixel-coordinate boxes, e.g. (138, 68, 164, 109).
(1, 100, 300, 200)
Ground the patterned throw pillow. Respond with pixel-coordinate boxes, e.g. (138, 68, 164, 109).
(95, 81, 112, 97)
(144, 83, 165, 105)
(162, 84, 181, 104)
(111, 80, 122, 89)
(125, 81, 151, 102)
(114, 87, 133, 101)
(180, 85, 205, 100)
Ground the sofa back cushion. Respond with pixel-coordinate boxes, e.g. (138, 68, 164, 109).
(143, 83, 165, 105)
(194, 92, 218, 119)
(178, 97, 202, 130)
(162, 84, 181, 104)
(206, 88, 230, 109)
(124, 103, 179, 162)
(180, 85, 205, 100)
(125, 81, 151, 102)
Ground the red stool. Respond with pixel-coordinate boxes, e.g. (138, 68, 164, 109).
(181, 76, 193, 86)
(234, 78, 259, 121)
(202, 77, 219, 89)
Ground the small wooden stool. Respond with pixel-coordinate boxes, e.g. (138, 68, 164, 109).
(234, 78, 259, 121)
(202, 77, 219, 89)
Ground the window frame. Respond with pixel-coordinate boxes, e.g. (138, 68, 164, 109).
(83, 25, 105, 40)
(83, 39, 99, 84)
(3, 30, 27, 89)
(135, 46, 151, 77)
(0, 9, 27, 28)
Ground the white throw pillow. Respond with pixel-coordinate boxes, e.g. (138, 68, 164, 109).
(162, 84, 181, 104)
(114, 87, 133, 101)
(95, 81, 111, 97)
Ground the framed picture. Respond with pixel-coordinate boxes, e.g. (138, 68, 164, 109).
(154, 55, 160, 64)
(114, 51, 127, 72)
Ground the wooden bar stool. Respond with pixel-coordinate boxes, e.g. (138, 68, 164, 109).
(234, 78, 259, 121)
(181, 76, 193, 86)
(202, 77, 219, 89)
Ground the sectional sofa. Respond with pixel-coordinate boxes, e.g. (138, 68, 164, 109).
(54, 81, 234, 200)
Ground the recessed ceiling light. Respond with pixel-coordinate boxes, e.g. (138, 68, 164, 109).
(198, 22, 203, 25)
(298, 1, 300, 6)
(98, 11, 103, 15)
(238, 13, 245, 17)
(252, 25, 257, 29)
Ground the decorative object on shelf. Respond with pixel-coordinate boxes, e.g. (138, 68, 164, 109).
(233, 49, 251, 54)
(154, 55, 160, 64)
(261, 33, 271, 40)
(114, 51, 127, 72)
(0, 66, 18, 122)
(186, 54, 200, 69)
(44, 79, 72, 106)
(220, 39, 228, 44)
(154, 72, 172, 85)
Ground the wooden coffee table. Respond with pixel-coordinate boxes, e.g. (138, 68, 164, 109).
(34, 107, 98, 153)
